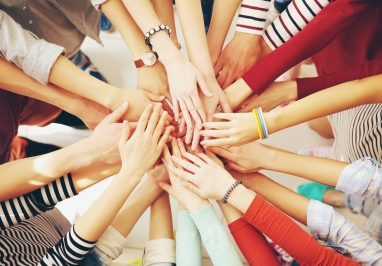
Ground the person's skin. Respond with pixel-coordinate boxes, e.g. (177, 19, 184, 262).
(0, 102, 130, 202)
(122, 0, 212, 134)
(149, 191, 173, 240)
(176, 0, 232, 149)
(200, 74, 382, 146)
(207, 0, 241, 66)
(75, 102, 172, 241)
(0, 57, 109, 130)
(308, 116, 335, 139)
(49, 55, 168, 122)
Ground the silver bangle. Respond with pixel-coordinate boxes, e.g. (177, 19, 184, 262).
(222, 180, 242, 204)
(144, 24, 171, 50)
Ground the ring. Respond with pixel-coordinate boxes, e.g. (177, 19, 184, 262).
(216, 105, 223, 113)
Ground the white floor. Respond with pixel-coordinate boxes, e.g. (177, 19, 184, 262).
(18, 7, 367, 266)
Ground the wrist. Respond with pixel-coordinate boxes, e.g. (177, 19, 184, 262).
(150, 32, 180, 66)
(185, 199, 210, 214)
(263, 111, 277, 136)
(226, 184, 255, 214)
(225, 79, 253, 110)
(118, 167, 144, 183)
(104, 87, 127, 111)
(285, 81, 298, 102)
(234, 32, 261, 43)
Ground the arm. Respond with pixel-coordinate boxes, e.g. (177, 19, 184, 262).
(202, 74, 382, 146)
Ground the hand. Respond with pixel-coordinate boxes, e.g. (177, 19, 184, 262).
(165, 55, 212, 131)
(167, 150, 236, 200)
(214, 33, 262, 89)
(200, 113, 258, 147)
(88, 101, 129, 164)
(118, 103, 173, 176)
(111, 89, 167, 122)
(208, 141, 270, 173)
(157, 140, 210, 213)
(79, 100, 111, 130)
(236, 81, 298, 113)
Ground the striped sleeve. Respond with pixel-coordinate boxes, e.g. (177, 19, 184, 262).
(236, 0, 272, 35)
(39, 226, 96, 266)
(263, 0, 329, 49)
(0, 173, 77, 230)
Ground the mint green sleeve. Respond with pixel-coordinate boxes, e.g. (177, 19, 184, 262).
(190, 205, 243, 266)
(176, 210, 202, 266)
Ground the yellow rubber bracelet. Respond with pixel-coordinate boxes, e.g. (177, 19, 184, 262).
(252, 109, 264, 139)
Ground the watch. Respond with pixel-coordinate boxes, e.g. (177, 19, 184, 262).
(134, 51, 159, 68)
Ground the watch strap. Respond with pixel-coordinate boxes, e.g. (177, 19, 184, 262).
(134, 52, 159, 68)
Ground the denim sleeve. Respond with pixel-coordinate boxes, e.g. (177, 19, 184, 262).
(190, 205, 243, 266)
(336, 157, 382, 200)
(0, 10, 65, 85)
(307, 200, 382, 264)
(176, 210, 202, 266)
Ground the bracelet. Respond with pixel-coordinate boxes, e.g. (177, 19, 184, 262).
(252, 108, 268, 139)
(222, 180, 242, 204)
(144, 24, 171, 50)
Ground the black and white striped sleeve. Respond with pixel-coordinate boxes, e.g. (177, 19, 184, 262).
(39, 226, 96, 266)
(0, 173, 77, 230)
(236, 0, 271, 35)
(263, 0, 329, 49)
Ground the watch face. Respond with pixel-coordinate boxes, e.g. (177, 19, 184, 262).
(142, 51, 157, 66)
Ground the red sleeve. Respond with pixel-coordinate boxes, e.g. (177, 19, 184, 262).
(241, 0, 373, 95)
(243, 196, 358, 266)
(296, 59, 382, 99)
(228, 218, 281, 266)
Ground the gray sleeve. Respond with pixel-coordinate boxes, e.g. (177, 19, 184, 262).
(0, 10, 65, 85)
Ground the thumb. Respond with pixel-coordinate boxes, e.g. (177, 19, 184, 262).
(156, 181, 174, 195)
(219, 94, 232, 113)
(118, 120, 131, 148)
(103, 101, 129, 124)
(196, 74, 212, 97)
(143, 91, 166, 102)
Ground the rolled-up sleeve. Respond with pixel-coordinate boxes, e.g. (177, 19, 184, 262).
(336, 157, 382, 200)
(0, 10, 64, 84)
(307, 200, 382, 264)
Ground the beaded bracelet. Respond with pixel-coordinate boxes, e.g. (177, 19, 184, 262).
(144, 24, 171, 50)
(252, 108, 268, 139)
(222, 180, 242, 204)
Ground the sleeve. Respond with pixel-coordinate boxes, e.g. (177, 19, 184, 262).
(336, 157, 382, 200)
(228, 218, 281, 265)
(190, 205, 243, 266)
(263, 0, 329, 49)
(176, 210, 202, 266)
(0, 173, 77, 230)
(91, 0, 107, 10)
(0, 10, 65, 85)
(295, 59, 382, 99)
(242, 195, 358, 265)
(307, 200, 382, 264)
(235, 0, 272, 35)
(38, 226, 96, 266)
(241, 0, 374, 95)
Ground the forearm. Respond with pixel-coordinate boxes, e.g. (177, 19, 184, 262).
(224, 79, 253, 109)
(49, 55, 122, 110)
(176, 0, 214, 76)
(152, 0, 180, 48)
(149, 191, 173, 240)
(207, 0, 241, 62)
(0, 138, 99, 202)
(266, 75, 382, 135)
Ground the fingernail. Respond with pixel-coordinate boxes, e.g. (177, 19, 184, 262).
(122, 101, 128, 109)
(200, 141, 205, 145)
(198, 123, 202, 130)
(123, 120, 128, 127)
(199, 131, 204, 136)
(162, 111, 168, 116)
(212, 114, 218, 118)
(148, 104, 152, 109)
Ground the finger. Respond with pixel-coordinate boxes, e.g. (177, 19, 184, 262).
(172, 97, 180, 123)
(211, 112, 238, 121)
(208, 146, 235, 161)
(202, 122, 231, 130)
(196, 152, 216, 165)
(221, 73, 235, 90)
(227, 161, 249, 173)
(143, 91, 166, 102)
(153, 110, 168, 142)
(177, 138, 188, 155)
(102, 101, 129, 124)
(213, 58, 224, 78)
(182, 182, 205, 198)
(190, 94, 207, 125)
(184, 120, 194, 145)
(146, 103, 162, 135)
(178, 115, 186, 133)
(178, 100, 193, 139)
(171, 155, 200, 173)
(196, 73, 212, 97)
(156, 181, 174, 196)
(162, 145, 175, 168)
(200, 129, 231, 138)
(184, 96, 203, 128)
(191, 127, 201, 151)
(181, 152, 206, 167)
(167, 165, 196, 183)
(162, 99, 175, 117)
(158, 126, 173, 151)
(171, 138, 182, 160)
(216, 68, 228, 88)
(204, 149, 222, 165)
(200, 138, 233, 147)
(118, 120, 131, 148)
(219, 93, 233, 113)
(136, 104, 153, 133)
